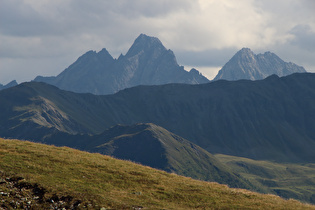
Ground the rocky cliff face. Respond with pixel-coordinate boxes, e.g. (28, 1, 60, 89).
(213, 48, 306, 81)
(34, 34, 209, 95)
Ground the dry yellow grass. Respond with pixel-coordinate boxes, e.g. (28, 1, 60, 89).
(1, 138, 314, 209)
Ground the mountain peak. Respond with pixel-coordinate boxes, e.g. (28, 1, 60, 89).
(97, 48, 114, 61)
(213, 48, 306, 81)
(135, 33, 162, 45)
(33, 34, 209, 95)
(235, 48, 255, 59)
(125, 34, 166, 57)
(0, 80, 18, 90)
(239, 48, 253, 54)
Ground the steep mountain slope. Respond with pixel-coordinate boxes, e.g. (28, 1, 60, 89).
(0, 83, 89, 140)
(0, 80, 18, 90)
(34, 34, 209, 95)
(2, 138, 313, 209)
(2, 73, 315, 162)
(213, 48, 306, 81)
(17, 123, 252, 189)
(89, 123, 253, 188)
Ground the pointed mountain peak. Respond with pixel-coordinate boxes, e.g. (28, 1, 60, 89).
(97, 48, 114, 60)
(239, 47, 253, 52)
(231, 48, 256, 63)
(98, 48, 110, 55)
(134, 33, 162, 45)
(236, 48, 255, 56)
(125, 34, 166, 57)
(6, 80, 18, 86)
(0, 80, 18, 90)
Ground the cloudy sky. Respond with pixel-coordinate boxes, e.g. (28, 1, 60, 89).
(1, 0, 315, 84)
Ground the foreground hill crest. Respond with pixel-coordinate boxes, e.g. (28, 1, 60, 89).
(34, 34, 209, 95)
(1, 138, 313, 209)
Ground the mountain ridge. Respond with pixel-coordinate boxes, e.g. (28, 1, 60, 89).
(2, 73, 315, 163)
(88, 123, 253, 188)
(34, 34, 209, 95)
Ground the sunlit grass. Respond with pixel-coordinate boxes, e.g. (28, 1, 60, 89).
(1, 138, 314, 209)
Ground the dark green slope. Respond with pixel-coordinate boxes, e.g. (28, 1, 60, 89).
(36, 123, 252, 189)
(1, 73, 315, 162)
(88, 123, 252, 188)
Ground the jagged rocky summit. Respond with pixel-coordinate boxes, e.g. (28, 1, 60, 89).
(0, 80, 18, 91)
(34, 34, 209, 95)
(213, 48, 306, 81)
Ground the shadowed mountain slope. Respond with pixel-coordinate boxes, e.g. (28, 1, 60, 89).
(1, 73, 315, 162)
(213, 48, 306, 81)
(89, 123, 253, 188)
(34, 34, 209, 95)
(42, 123, 253, 188)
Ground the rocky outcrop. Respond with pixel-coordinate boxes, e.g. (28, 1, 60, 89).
(213, 48, 306, 81)
(0, 172, 87, 209)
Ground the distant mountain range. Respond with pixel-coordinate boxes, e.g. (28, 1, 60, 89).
(0, 80, 18, 90)
(33, 34, 307, 96)
(1, 73, 315, 163)
(214, 48, 306, 81)
(2, 35, 306, 95)
(34, 34, 209, 95)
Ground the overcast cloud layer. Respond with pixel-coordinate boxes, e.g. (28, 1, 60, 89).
(1, 0, 315, 84)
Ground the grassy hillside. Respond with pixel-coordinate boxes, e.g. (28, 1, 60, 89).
(89, 123, 253, 189)
(215, 154, 315, 204)
(0, 138, 314, 209)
